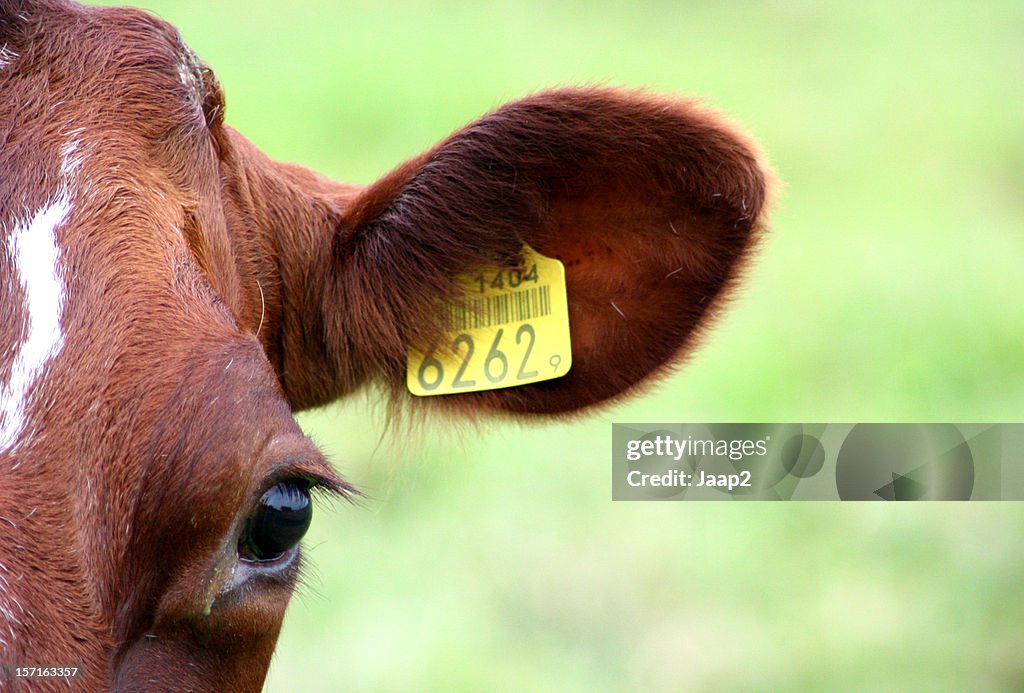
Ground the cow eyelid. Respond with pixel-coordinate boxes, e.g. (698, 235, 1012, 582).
(262, 466, 359, 503)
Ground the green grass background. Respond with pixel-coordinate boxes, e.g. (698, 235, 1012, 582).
(97, 1, 1023, 689)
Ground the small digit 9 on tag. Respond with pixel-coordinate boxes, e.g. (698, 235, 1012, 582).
(407, 246, 572, 396)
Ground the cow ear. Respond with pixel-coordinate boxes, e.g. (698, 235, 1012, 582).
(325, 87, 774, 415)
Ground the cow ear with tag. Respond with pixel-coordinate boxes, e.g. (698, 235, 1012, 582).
(327, 87, 775, 415)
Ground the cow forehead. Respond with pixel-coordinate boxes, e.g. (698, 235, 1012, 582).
(0, 2, 304, 490)
(1, 0, 339, 658)
(1, 2, 256, 439)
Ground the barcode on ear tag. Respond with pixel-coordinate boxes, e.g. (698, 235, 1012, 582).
(407, 245, 572, 396)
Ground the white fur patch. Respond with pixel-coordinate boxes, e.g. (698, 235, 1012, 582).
(0, 43, 17, 71)
(61, 136, 84, 177)
(0, 192, 71, 456)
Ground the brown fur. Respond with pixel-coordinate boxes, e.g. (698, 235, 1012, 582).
(0, 1, 773, 689)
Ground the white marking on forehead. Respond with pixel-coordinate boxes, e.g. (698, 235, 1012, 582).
(0, 189, 71, 457)
(0, 43, 18, 70)
(61, 135, 85, 178)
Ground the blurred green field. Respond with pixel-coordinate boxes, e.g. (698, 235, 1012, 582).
(100, 1, 1024, 690)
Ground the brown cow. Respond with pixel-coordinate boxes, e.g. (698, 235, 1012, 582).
(0, 0, 773, 689)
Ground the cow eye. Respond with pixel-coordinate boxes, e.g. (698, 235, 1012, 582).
(239, 481, 312, 562)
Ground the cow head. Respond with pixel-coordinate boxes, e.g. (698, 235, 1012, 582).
(0, 1, 773, 689)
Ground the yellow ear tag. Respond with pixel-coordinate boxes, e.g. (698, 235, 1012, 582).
(407, 246, 572, 396)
